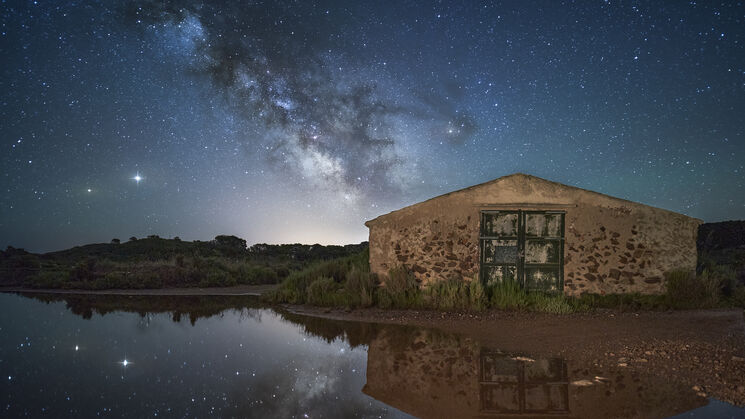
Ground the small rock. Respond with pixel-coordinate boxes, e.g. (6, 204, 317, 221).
(618, 363, 628, 367)
(737, 385, 745, 394)
(692, 385, 703, 392)
(618, 357, 628, 363)
(732, 356, 745, 362)
(644, 351, 653, 356)
(638, 358, 648, 363)
(696, 392, 707, 398)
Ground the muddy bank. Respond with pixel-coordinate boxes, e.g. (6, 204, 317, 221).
(287, 305, 745, 406)
(0, 284, 277, 296)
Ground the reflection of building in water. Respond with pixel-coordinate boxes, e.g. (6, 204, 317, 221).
(480, 350, 569, 415)
(363, 327, 706, 419)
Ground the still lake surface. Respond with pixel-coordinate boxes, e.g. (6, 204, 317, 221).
(1, 292, 743, 418)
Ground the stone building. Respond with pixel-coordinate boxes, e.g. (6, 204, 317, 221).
(365, 173, 701, 295)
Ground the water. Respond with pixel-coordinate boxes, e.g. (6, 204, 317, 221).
(0, 292, 743, 418)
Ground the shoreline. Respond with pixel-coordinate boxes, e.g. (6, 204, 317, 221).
(284, 304, 745, 406)
(0, 284, 277, 296)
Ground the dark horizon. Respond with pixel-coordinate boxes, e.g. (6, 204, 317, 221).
(2, 1, 744, 253)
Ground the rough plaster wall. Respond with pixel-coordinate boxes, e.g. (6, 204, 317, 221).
(367, 174, 701, 295)
(563, 201, 701, 295)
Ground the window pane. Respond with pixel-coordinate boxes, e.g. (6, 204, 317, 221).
(525, 240, 560, 264)
(524, 358, 566, 382)
(480, 385, 520, 413)
(483, 212, 518, 236)
(482, 265, 517, 286)
(525, 213, 562, 237)
(525, 384, 569, 412)
(483, 239, 518, 264)
(524, 267, 560, 292)
(481, 353, 520, 383)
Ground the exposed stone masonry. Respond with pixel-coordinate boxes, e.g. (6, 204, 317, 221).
(366, 174, 701, 296)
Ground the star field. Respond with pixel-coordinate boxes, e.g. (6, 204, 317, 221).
(1, 0, 744, 251)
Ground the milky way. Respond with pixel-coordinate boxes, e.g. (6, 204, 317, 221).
(1, 1, 744, 251)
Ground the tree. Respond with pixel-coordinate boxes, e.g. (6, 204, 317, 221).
(212, 235, 247, 257)
(111, 238, 120, 244)
(129, 236, 137, 242)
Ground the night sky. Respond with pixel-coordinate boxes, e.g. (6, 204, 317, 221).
(1, 1, 744, 252)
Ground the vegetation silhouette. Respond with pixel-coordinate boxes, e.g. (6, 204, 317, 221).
(0, 235, 367, 290)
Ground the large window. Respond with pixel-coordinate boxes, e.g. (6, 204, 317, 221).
(480, 210, 565, 292)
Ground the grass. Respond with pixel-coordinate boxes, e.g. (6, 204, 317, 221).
(265, 252, 745, 313)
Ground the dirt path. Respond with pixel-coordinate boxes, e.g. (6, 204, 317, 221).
(0, 284, 278, 296)
(287, 305, 745, 406)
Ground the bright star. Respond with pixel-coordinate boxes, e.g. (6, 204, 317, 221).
(132, 173, 142, 184)
(86, 189, 91, 193)
(120, 359, 131, 367)
(75, 345, 79, 351)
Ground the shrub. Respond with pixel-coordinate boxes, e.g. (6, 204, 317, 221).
(344, 266, 376, 307)
(377, 267, 420, 308)
(730, 286, 745, 308)
(27, 270, 66, 289)
(665, 269, 720, 309)
(424, 276, 470, 310)
(306, 277, 340, 306)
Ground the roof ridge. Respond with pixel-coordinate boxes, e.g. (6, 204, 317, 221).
(365, 173, 701, 226)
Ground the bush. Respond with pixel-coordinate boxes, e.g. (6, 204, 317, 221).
(344, 266, 376, 307)
(377, 267, 420, 309)
(27, 270, 66, 289)
(306, 277, 340, 306)
(422, 276, 466, 310)
(666, 269, 721, 309)
(730, 286, 745, 308)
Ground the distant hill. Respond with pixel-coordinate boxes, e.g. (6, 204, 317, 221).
(698, 221, 745, 284)
(0, 235, 368, 290)
(698, 221, 745, 252)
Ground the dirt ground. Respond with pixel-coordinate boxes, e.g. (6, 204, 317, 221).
(287, 305, 745, 406)
(0, 284, 278, 296)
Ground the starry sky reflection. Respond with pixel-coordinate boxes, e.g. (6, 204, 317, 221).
(0, 293, 412, 418)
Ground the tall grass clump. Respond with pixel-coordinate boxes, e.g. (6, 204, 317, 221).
(344, 266, 376, 308)
(528, 292, 574, 314)
(488, 280, 528, 310)
(376, 267, 420, 308)
(306, 277, 341, 306)
(665, 269, 721, 309)
(468, 279, 487, 311)
(265, 249, 371, 306)
(424, 276, 467, 310)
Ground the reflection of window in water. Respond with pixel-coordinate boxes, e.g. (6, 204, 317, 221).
(479, 350, 569, 415)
